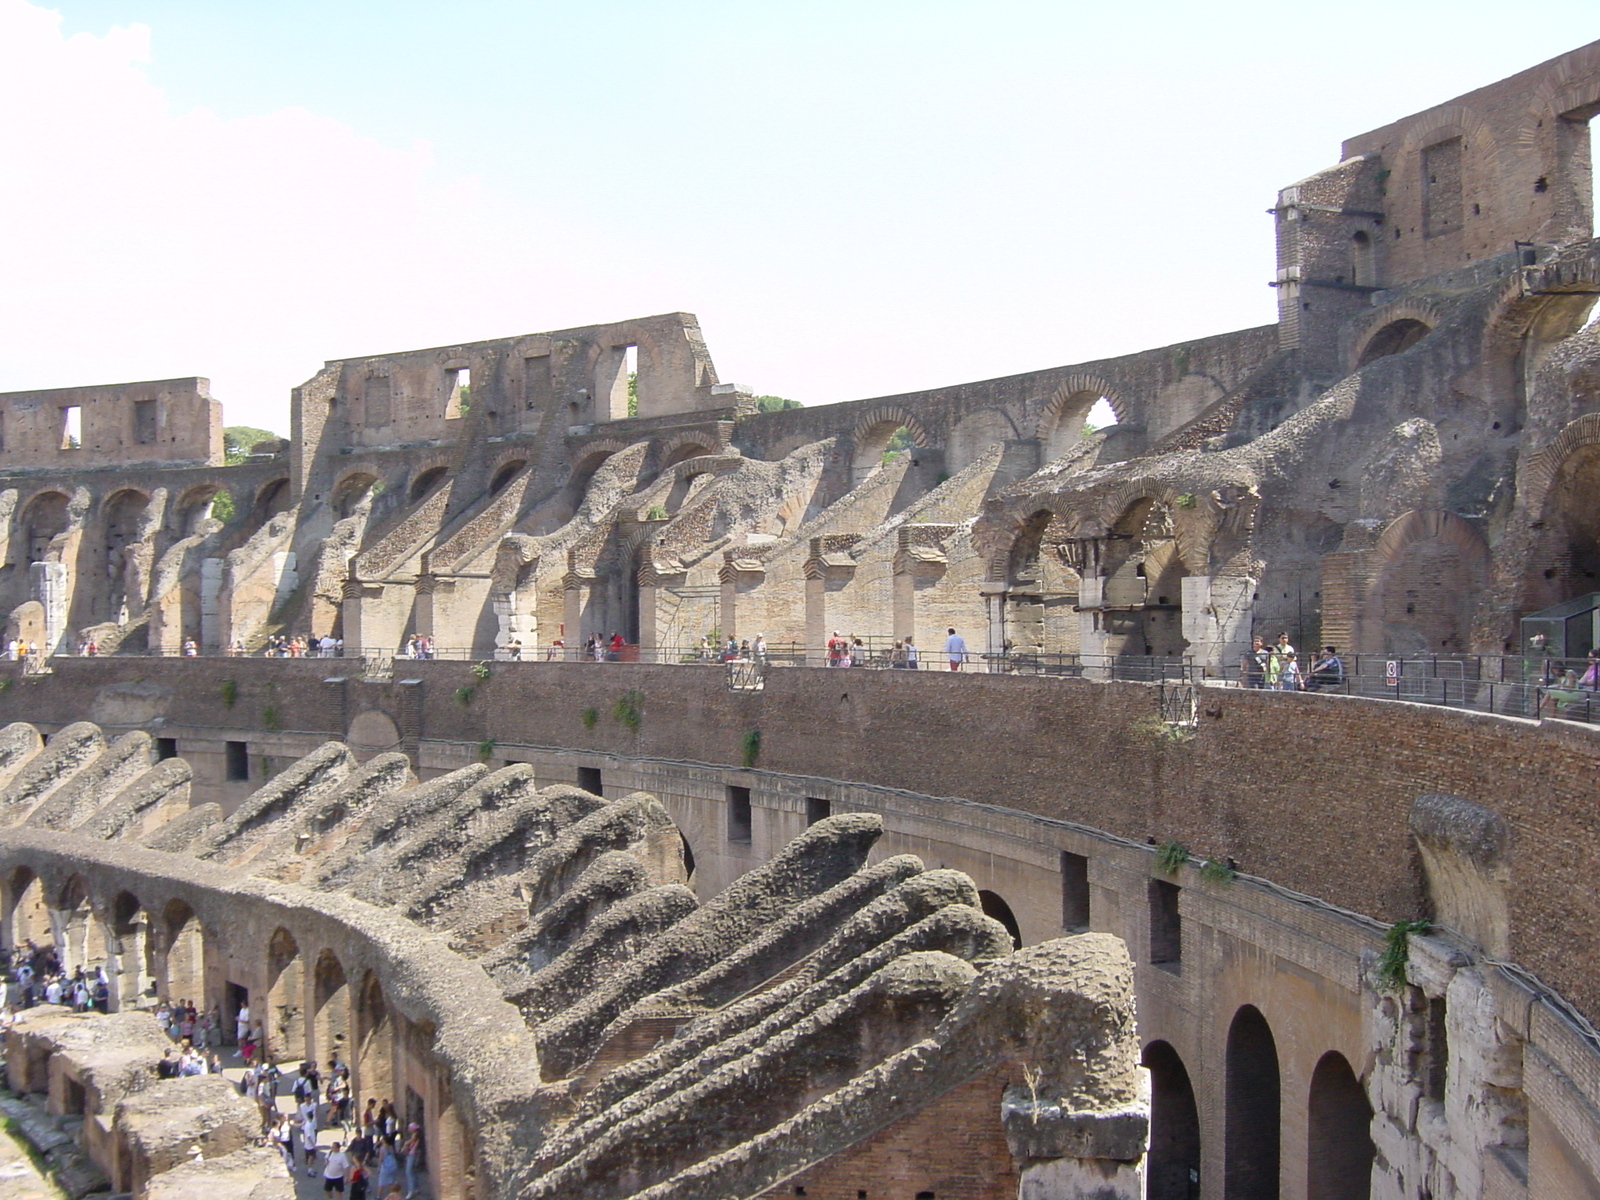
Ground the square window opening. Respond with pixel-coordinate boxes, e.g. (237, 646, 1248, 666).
(155, 737, 178, 761)
(224, 741, 249, 782)
(727, 785, 752, 844)
(805, 796, 830, 825)
(577, 766, 603, 796)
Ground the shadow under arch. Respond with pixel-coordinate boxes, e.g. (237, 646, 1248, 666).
(1143, 1039, 1201, 1200)
(1225, 1004, 1282, 1200)
(1307, 1050, 1374, 1200)
(977, 889, 1022, 948)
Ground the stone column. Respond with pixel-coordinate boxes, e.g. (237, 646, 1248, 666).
(31, 561, 69, 655)
(1003, 1073, 1149, 1199)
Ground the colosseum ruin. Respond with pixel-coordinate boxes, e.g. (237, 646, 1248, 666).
(0, 34, 1596, 1200)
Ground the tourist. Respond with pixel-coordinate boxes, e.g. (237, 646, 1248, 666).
(1242, 636, 1266, 688)
(826, 631, 846, 667)
(400, 1122, 423, 1198)
(1278, 651, 1302, 691)
(546, 637, 563, 661)
(1308, 645, 1344, 691)
(182, 637, 198, 657)
(322, 1140, 352, 1194)
(609, 631, 625, 660)
(1581, 648, 1600, 691)
(890, 640, 906, 667)
(904, 635, 918, 669)
(505, 637, 522, 661)
(374, 1136, 401, 1194)
(945, 627, 968, 671)
(851, 636, 865, 666)
(269, 1111, 295, 1173)
(752, 633, 766, 662)
(300, 1096, 321, 1176)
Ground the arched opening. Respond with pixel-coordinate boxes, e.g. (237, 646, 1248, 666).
(161, 899, 206, 1008)
(251, 478, 291, 524)
(1367, 513, 1489, 656)
(108, 891, 150, 1011)
(661, 469, 712, 517)
(355, 970, 394, 1101)
(5, 867, 51, 953)
(1003, 510, 1080, 657)
(333, 473, 379, 520)
(173, 485, 224, 537)
(22, 492, 70, 565)
(410, 467, 449, 504)
(1225, 1005, 1282, 1200)
(562, 450, 616, 517)
(489, 460, 526, 496)
(1527, 445, 1600, 616)
(1307, 1051, 1374, 1200)
(852, 421, 919, 486)
(1351, 231, 1376, 288)
(1100, 499, 1189, 662)
(1041, 391, 1118, 462)
(977, 890, 1022, 949)
(100, 489, 152, 624)
(1357, 318, 1432, 366)
(56, 876, 107, 979)
(313, 949, 351, 1065)
(660, 441, 713, 471)
(267, 928, 306, 1062)
(1143, 1040, 1201, 1200)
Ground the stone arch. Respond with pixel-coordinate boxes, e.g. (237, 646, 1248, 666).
(313, 948, 351, 1064)
(19, 490, 71, 565)
(5, 866, 51, 952)
(347, 710, 402, 762)
(333, 471, 380, 519)
(659, 434, 717, 470)
(947, 408, 1019, 476)
(1354, 306, 1438, 368)
(564, 441, 629, 511)
(397, 468, 441, 507)
(1225, 1004, 1282, 1200)
(251, 477, 292, 525)
(108, 890, 150, 1011)
(355, 969, 395, 1101)
(850, 408, 932, 485)
(488, 459, 527, 496)
(56, 875, 108, 978)
(1307, 1050, 1374, 1200)
(267, 927, 306, 1061)
(161, 898, 205, 1007)
(999, 509, 1079, 656)
(977, 890, 1022, 949)
(1143, 1039, 1201, 1200)
(1364, 510, 1490, 655)
(1037, 379, 1126, 462)
(172, 483, 226, 536)
(1100, 496, 1189, 660)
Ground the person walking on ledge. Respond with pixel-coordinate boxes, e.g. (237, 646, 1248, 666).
(945, 628, 968, 671)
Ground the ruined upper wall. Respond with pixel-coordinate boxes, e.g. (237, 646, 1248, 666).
(1336, 39, 1600, 289)
(0, 379, 223, 472)
(304, 312, 721, 454)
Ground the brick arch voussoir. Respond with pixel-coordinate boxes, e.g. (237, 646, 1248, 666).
(1036, 375, 1129, 439)
(850, 406, 933, 451)
(1351, 301, 1446, 371)
(1371, 509, 1490, 572)
(1520, 412, 1600, 519)
(656, 430, 723, 462)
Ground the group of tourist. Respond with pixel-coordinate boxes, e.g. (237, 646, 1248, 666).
(256, 1060, 422, 1198)
(1241, 634, 1343, 691)
(402, 635, 437, 659)
(5, 639, 40, 660)
(1, 941, 110, 1013)
(261, 634, 344, 657)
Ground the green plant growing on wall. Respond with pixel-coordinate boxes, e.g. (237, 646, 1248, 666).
(1131, 714, 1195, 746)
(476, 737, 496, 763)
(454, 685, 475, 707)
(580, 706, 599, 729)
(1174, 492, 1197, 509)
(613, 689, 644, 733)
(1199, 857, 1237, 885)
(739, 728, 762, 767)
(1154, 840, 1189, 876)
(471, 661, 492, 681)
(262, 705, 282, 731)
(220, 679, 238, 709)
(644, 504, 669, 521)
(1377, 918, 1432, 991)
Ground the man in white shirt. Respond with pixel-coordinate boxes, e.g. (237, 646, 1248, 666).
(945, 628, 969, 671)
(321, 1141, 351, 1194)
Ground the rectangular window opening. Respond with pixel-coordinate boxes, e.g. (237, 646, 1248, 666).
(523, 354, 552, 410)
(445, 367, 471, 420)
(805, 796, 831, 826)
(1421, 137, 1463, 238)
(60, 405, 81, 450)
(597, 344, 635, 421)
(155, 737, 178, 761)
(133, 399, 158, 444)
(727, 785, 752, 844)
(1148, 878, 1181, 971)
(1060, 851, 1090, 932)
(1424, 995, 1449, 1102)
(624, 344, 639, 417)
(224, 740, 249, 782)
(577, 766, 603, 795)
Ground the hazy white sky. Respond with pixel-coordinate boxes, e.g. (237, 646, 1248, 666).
(1, 1, 1596, 434)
